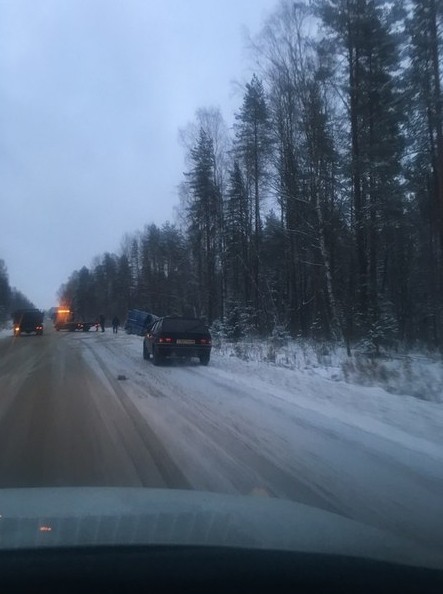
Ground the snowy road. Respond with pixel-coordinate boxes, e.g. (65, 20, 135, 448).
(1, 326, 443, 553)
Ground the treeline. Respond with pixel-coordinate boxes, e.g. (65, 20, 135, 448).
(59, 0, 443, 352)
(0, 259, 35, 325)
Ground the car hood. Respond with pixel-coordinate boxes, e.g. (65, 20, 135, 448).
(0, 487, 441, 569)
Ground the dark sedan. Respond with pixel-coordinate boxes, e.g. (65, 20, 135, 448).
(143, 317, 212, 366)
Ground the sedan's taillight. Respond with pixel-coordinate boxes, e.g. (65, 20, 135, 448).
(158, 336, 174, 343)
(199, 338, 211, 345)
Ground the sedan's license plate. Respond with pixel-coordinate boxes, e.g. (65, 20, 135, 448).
(176, 339, 195, 344)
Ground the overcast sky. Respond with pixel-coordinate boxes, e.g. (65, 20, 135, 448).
(0, 0, 277, 309)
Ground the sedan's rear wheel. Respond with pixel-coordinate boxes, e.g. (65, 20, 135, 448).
(199, 353, 210, 366)
(152, 346, 161, 366)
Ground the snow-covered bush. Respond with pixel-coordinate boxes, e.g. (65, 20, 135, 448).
(341, 353, 443, 402)
(211, 326, 443, 403)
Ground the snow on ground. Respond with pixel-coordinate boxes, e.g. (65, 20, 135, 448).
(214, 336, 443, 403)
(0, 320, 13, 340)
(2, 323, 442, 401)
(73, 328, 443, 549)
(2, 326, 443, 548)
(2, 325, 442, 452)
(102, 330, 443, 456)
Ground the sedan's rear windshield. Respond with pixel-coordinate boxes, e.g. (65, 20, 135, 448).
(162, 319, 208, 334)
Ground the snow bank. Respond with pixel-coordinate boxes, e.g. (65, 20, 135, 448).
(78, 330, 443, 549)
(0, 328, 11, 340)
(212, 337, 443, 403)
(89, 331, 443, 454)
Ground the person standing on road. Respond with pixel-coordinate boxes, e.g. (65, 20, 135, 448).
(112, 316, 120, 334)
(99, 314, 105, 333)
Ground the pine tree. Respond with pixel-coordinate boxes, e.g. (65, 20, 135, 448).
(234, 75, 271, 320)
(0, 260, 11, 324)
(314, 0, 405, 342)
(185, 128, 222, 323)
(225, 160, 251, 306)
(405, 0, 443, 347)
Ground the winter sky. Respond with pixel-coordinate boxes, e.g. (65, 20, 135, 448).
(0, 0, 276, 309)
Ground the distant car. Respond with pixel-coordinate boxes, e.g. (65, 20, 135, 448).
(12, 309, 44, 336)
(143, 316, 212, 366)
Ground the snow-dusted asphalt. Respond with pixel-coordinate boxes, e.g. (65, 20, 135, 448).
(0, 326, 442, 553)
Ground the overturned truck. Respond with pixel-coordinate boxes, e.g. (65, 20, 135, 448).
(124, 309, 158, 336)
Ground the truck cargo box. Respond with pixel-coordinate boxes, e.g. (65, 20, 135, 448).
(124, 309, 159, 336)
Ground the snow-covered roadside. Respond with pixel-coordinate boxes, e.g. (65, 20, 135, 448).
(2, 322, 441, 402)
(5, 322, 440, 454)
(75, 330, 443, 549)
(213, 338, 443, 403)
(3, 326, 442, 474)
(116, 333, 443, 459)
(0, 329, 10, 340)
(2, 326, 442, 549)
(209, 353, 443, 459)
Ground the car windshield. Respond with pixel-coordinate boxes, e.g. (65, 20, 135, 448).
(0, 0, 443, 570)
